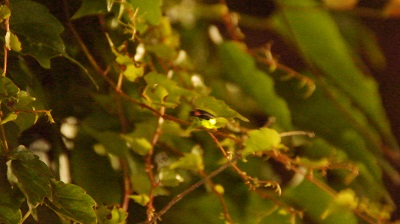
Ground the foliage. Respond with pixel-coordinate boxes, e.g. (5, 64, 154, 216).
(0, 0, 399, 223)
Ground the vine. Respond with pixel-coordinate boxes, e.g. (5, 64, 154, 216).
(0, 0, 398, 224)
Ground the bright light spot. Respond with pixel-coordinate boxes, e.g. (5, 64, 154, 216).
(191, 74, 204, 87)
(59, 153, 71, 183)
(166, 0, 196, 27)
(175, 174, 184, 182)
(209, 118, 217, 126)
(225, 82, 240, 94)
(134, 43, 146, 61)
(109, 154, 121, 170)
(208, 25, 223, 44)
(29, 139, 51, 166)
(174, 50, 187, 65)
(60, 116, 79, 139)
(167, 70, 174, 79)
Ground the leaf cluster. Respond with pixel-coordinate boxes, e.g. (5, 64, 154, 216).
(0, 0, 399, 224)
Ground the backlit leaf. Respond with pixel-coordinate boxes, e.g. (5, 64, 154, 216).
(129, 194, 150, 206)
(170, 147, 204, 171)
(192, 95, 248, 122)
(96, 204, 128, 224)
(144, 72, 194, 108)
(243, 128, 282, 156)
(5, 31, 22, 52)
(129, 0, 162, 25)
(0, 5, 10, 20)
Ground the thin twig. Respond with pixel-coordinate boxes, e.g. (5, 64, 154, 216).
(147, 154, 241, 224)
(145, 107, 165, 222)
(198, 169, 234, 224)
(121, 160, 132, 212)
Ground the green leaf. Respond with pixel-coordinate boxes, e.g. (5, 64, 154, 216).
(128, 0, 162, 25)
(126, 155, 152, 194)
(121, 135, 152, 156)
(10, 0, 65, 68)
(0, 5, 11, 20)
(45, 180, 97, 224)
(5, 31, 22, 52)
(158, 167, 184, 187)
(242, 128, 282, 156)
(276, 0, 398, 150)
(285, 180, 358, 224)
(218, 41, 291, 129)
(321, 189, 358, 219)
(144, 72, 195, 108)
(1, 112, 17, 125)
(7, 146, 53, 208)
(170, 147, 204, 172)
(0, 156, 23, 224)
(129, 194, 150, 207)
(0, 76, 19, 101)
(96, 204, 128, 224)
(192, 95, 248, 122)
(71, 0, 108, 19)
(82, 125, 129, 157)
(70, 135, 123, 204)
(142, 84, 169, 106)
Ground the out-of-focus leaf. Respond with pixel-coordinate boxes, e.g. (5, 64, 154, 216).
(276, 0, 398, 151)
(244, 193, 296, 224)
(10, 0, 65, 68)
(242, 128, 282, 156)
(170, 147, 204, 172)
(126, 155, 151, 194)
(128, 0, 162, 25)
(321, 189, 358, 219)
(0, 5, 11, 20)
(129, 194, 150, 207)
(7, 146, 53, 208)
(0, 77, 19, 101)
(218, 41, 292, 129)
(162, 194, 239, 224)
(158, 167, 185, 187)
(333, 15, 386, 70)
(274, 75, 389, 200)
(82, 125, 129, 157)
(144, 72, 195, 108)
(71, 0, 108, 19)
(96, 204, 128, 224)
(45, 180, 97, 224)
(121, 135, 152, 156)
(70, 135, 122, 204)
(285, 180, 358, 224)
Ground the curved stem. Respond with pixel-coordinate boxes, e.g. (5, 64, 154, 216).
(147, 154, 240, 224)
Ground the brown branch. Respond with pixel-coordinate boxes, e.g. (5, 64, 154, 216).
(198, 169, 234, 224)
(146, 153, 241, 224)
(121, 160, 132, 212)
(145, 107, 165, 222)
